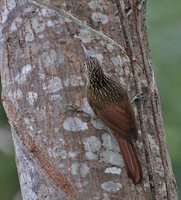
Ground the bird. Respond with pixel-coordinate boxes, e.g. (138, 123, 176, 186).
(81, 43, 143, 184)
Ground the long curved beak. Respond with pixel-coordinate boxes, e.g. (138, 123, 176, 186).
(81, 43, 90, 58)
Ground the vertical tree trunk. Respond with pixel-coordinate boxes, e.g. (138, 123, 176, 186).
(0, 0, 177, 199)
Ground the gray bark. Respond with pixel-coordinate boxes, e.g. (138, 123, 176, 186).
(0, 0, 177, 199)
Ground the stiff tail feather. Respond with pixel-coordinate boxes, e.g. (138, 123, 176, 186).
(118, 137, 142, 184)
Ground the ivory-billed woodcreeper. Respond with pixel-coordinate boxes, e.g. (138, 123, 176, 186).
(82, 44, 143, 184)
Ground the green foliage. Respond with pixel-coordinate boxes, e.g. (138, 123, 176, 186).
(0, 87, 8, 126)
(0, 83, 20, 199)
(0, 151, 20, 200)
(147, 0, 181, 197)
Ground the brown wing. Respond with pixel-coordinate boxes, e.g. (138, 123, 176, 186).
(89, 97, 137, 140)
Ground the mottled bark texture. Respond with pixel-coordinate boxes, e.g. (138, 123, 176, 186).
(0, 0, 177, 199)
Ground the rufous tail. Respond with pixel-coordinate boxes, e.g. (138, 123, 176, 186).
(118, 137, 142, 184)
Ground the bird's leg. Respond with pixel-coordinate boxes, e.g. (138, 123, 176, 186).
(65, 105, 89, 116)
(131, 92, 145, 104)
(65, 104, 97, 120)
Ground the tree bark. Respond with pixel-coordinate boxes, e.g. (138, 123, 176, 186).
(0, 0, 177, 199)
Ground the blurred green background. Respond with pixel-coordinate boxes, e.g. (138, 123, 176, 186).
(0, 1, 180, 199)
(147, 0, 181, 198)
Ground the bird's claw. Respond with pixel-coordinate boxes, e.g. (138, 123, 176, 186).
(65, 104, 90, 117)
(131, 92, 145, 104)
(66, 105, 82, 113)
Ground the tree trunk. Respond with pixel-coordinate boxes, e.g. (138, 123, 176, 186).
(0, 0, 177, 199)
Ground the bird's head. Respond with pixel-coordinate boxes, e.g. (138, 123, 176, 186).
(81, 43, 108, 89)
(81, 43, 104, 79)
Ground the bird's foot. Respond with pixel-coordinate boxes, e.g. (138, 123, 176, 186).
(131, 92, 145, 104)
(65, 104, 98, 120)
(65, 105, 91, 117)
